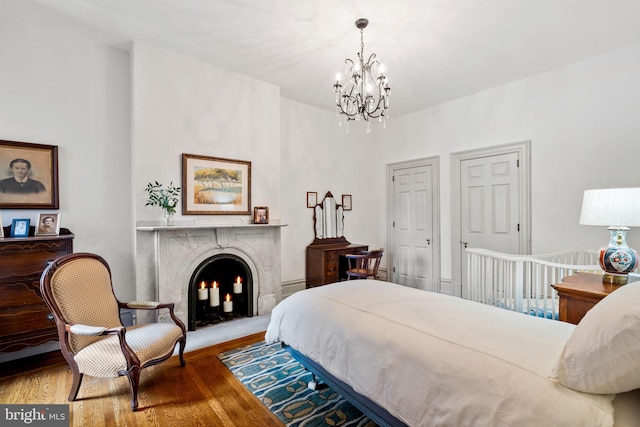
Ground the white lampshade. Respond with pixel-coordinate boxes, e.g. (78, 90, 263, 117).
(579, 188, 640, 227)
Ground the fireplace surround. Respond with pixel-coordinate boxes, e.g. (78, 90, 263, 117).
(135, 223, 284, 327)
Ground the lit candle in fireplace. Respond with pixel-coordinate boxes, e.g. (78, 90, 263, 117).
(233, 276, 242, 294)
(209, 281, 220, 307)
(197, 281, 208, 300)
(223, 294, 233, 312)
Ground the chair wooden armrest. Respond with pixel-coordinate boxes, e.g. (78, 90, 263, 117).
(119, 301, 184, 333)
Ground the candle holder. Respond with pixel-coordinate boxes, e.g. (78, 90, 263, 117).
(196, 299, 210, 327)
(208, 305, 224, 324)
(234, 292, 245, 317)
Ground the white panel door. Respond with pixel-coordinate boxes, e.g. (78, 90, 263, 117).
(460, 152, 520, 283)
(393, 165, 434, 290)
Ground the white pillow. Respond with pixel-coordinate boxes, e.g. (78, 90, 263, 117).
(553, 281, 640, 394)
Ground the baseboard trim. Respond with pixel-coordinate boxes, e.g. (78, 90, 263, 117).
(281, 279, 306, 299)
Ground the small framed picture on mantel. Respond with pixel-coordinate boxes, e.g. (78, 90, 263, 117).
(253, 206, 269, 224)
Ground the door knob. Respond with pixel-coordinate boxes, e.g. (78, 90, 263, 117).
(462, 241, 468, 248)
(426, 238, 431, 245)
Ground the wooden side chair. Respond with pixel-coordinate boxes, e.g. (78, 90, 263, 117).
(345, 249, 384, 280)
(40, 252, 187, 411)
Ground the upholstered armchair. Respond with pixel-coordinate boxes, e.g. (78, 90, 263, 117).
(40, 252, 187, 411)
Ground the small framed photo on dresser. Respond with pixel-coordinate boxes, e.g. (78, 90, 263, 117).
(10, 218, 30, 237)
(35, 213, 60, 236)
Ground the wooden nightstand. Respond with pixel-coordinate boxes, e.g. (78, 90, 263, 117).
(552, 272, 638, 324)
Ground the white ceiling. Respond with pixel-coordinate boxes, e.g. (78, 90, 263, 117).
(14, 0, 640, 117)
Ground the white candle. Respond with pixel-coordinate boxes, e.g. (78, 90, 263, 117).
(223, 294, 233, 312)
(233, 276, 242, 294)
(209, 281, 220, 307)
(197, 281, 208, 300)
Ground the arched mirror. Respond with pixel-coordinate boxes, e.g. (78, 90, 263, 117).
(312, 192, 348, 245)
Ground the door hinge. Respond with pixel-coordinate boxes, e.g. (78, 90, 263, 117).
(517, 159, 520, 167)
(392, 221, 395, 228)
(517, 223, 520, 232)
(393, 266, 396, 272)
(392, 175, 395, 182)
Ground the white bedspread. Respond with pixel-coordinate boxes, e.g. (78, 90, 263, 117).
(265, 280, 618, 426)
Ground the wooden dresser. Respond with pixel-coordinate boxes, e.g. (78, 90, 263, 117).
(551, 272, 638, 324)
(0, 227, 74, 352)
(306, 243, 368, 288)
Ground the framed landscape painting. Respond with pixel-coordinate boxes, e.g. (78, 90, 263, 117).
(0, 140, 59, 209)
(182, 153, 251, 215)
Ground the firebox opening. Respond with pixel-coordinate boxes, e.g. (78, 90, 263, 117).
(188, 254, 253, 331)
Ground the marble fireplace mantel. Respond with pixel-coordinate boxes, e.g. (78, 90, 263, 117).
(135, 223, 285, 326)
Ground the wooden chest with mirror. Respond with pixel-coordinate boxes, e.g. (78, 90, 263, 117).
(305, 192, 367, 287)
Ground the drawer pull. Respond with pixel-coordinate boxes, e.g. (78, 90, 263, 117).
(46, 313, 54, 322)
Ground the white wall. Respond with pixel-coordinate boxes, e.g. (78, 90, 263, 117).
(0, 9, 133, 293)
(131, 42, 281, 227)
(279, 99, 382, 283)
(376, 42, 640, 285)
(0, 8, 132, 361)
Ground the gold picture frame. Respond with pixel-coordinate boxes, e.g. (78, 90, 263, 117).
(182, 154, 251, 215)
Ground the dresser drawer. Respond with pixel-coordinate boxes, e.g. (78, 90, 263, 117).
(0, 241, 70, 281)
(0, 281, 42, 309)
(0, 231, 73, 351)
(325, 262, 338, 280)
(0, 305, 54, 338)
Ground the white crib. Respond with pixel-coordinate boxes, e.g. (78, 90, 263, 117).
(465, 248, 602, 319)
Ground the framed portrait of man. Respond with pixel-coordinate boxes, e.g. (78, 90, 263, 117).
(0, 140, 59, 209)
(35, 213, 61, 236)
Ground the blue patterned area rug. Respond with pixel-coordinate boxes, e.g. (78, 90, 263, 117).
(218, 341, 376, 427)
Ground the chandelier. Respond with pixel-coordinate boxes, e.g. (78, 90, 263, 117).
(333, 18, 390, 133)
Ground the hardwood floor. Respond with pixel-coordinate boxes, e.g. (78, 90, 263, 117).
(0, 332, 283, 426)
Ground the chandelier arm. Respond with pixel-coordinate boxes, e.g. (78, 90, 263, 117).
(364, 53, 378, 66)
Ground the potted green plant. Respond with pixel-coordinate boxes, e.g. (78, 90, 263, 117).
(145, 181, 180, 225)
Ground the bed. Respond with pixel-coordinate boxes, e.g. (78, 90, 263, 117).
(265, 279, 640, 426)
